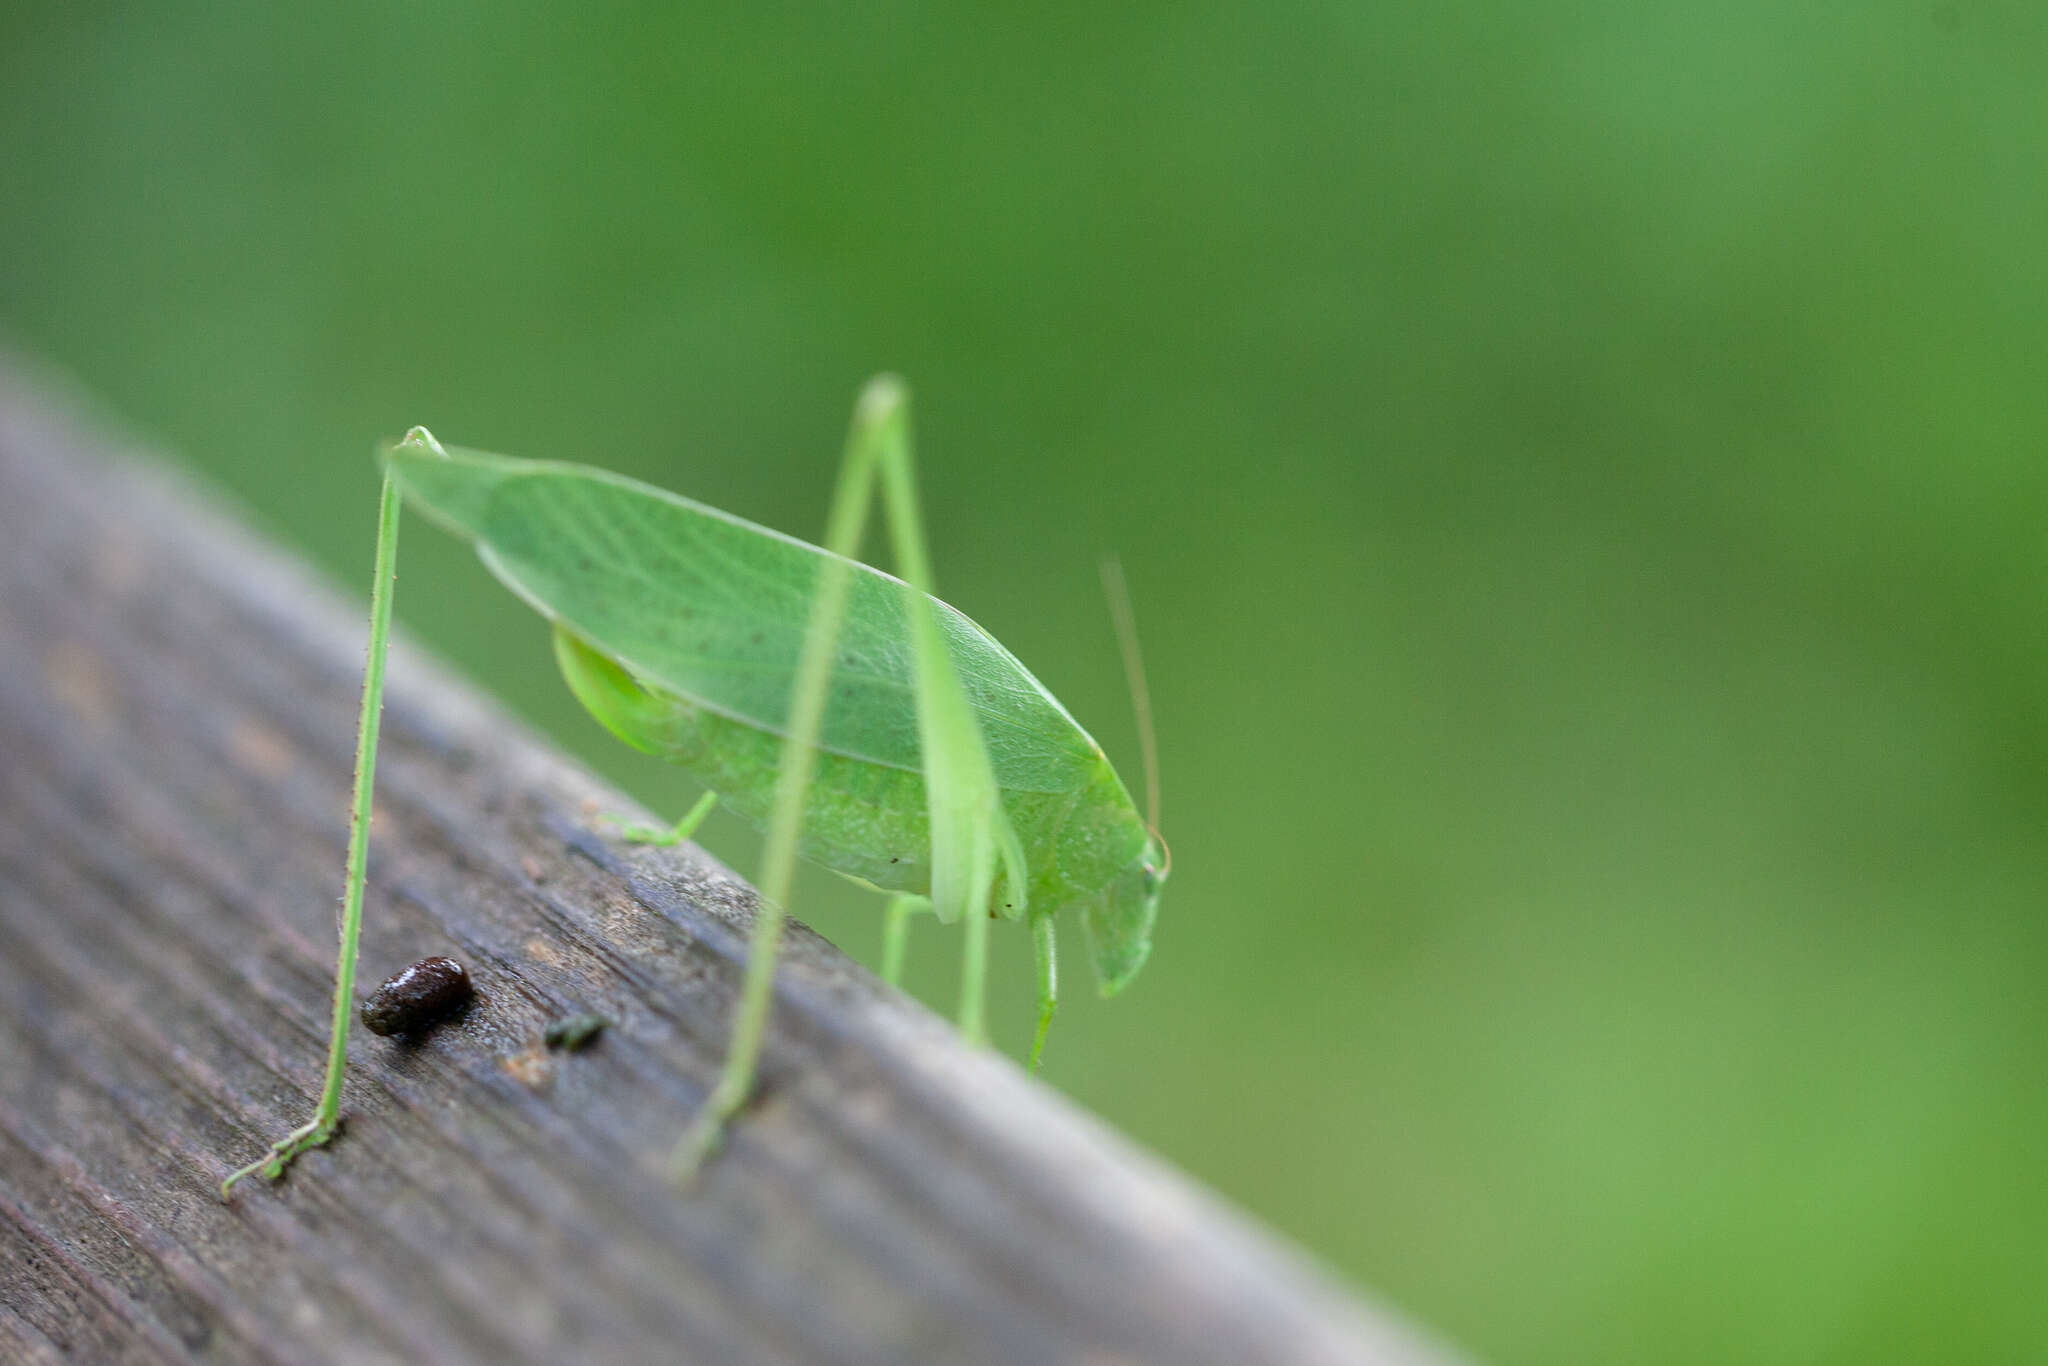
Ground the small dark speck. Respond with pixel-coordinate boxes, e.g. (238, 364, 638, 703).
(362, 957, 472, 1036)
(890, 856, 900, 863)
(544, 1013, 610, 1051)
(175, 1314, 214, 1352)
(750, 630, 764, 645)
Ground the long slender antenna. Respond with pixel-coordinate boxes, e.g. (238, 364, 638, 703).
(1099, 554, 1161, 837)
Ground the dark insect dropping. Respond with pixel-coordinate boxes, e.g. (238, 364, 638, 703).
(361, 957, 473, 1036)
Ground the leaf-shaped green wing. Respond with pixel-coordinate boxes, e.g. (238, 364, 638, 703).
(385, 437, 1101, 795)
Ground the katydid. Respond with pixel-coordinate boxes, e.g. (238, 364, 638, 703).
(220, 376, 1166, 1197)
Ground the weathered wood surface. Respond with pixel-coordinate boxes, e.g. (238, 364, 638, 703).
(0, 356, 1468, 1366)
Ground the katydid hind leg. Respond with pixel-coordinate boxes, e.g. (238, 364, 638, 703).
(222, 466, 404, 1199)
(955, 833, 996, 1045)
(868, 386, 1032, 1048)
(674, 375, 1034, 1181)
(673, 377, 925, 1182)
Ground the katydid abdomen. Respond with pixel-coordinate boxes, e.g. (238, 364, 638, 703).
(554, 626, 1153, 989)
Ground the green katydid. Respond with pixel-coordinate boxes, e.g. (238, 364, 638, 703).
(220, 376, 1166, 1198)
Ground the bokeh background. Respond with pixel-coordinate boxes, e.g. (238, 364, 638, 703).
(4, 6, 2044, 1362)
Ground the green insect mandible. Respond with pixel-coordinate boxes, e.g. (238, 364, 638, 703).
(222, 376, 1166, 1197)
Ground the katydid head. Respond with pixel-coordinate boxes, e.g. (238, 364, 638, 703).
(1090, 828, 1166, 997)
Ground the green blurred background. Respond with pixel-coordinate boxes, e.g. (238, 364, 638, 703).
(4, 5, 2044, 1362)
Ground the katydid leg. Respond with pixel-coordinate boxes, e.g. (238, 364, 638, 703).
(669, 378, 924, 1180)
(880, 893, 931, 985)
(616, 789, 718, 847)
(671, 375, 1028, 1182)
(221, 466, 403, 1199)
(958, 871, 991, 1046)
(1028, 910, 1057, 1071)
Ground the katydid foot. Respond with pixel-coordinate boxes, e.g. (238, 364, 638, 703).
(219, 1115, 341, 1201)
(610, 790, 718, 847)
(667, 1072, 752, 1186)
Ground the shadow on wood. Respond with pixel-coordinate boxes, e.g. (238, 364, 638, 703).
(0, 356, 1469, 1366)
